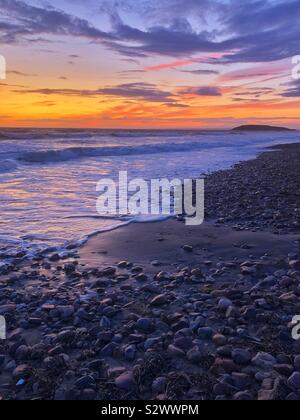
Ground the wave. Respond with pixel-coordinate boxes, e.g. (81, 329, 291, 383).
(0, 159, 19, 173)
(18, 141, 231, 164)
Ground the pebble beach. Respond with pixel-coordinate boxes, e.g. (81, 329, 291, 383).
(1, 143, 300, 401)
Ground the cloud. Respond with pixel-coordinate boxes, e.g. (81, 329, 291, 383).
(7, 70, 37, 77)
(281, 80, 300, 97)
(165, 102, 190, 108)
(0, 0, 114, 44)
(14, 82, 177, 102)
(1, 0, 300, 68)
(179, 69, 220, 75)
(181, 86, 222, 96)
(98, 83, 176, 102)
(97, 0, 300, 64)
(218, 64, 288, 83)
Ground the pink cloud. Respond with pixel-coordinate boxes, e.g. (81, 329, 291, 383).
(218, 63, 289, 83)
(145, 53, 226, 72)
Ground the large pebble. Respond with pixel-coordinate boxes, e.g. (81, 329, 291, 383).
(136, 318, 153, 333)
(232, 348, 252, 365)
(115, 372, 136, 391)
(288, 372, 300, 391)
(252, 352, 277, 370)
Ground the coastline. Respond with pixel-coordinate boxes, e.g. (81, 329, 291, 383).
(0, 142, 300, 400)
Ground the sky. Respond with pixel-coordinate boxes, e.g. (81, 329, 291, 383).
(0, 0, 300, 129)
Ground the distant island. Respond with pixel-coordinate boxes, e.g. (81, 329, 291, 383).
(232, 125, 295, 132)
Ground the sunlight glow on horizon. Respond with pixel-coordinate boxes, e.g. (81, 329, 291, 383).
(1, 0, 300, 129)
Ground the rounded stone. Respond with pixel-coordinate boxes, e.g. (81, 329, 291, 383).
(218, 298, 233, 311)
(288, 372, 300, 391)
(213, 334, 227, 346)
(232, 348, 252, 365)
(115, 372, 136, 391)
(136, 318, 153, 333)
(198, 327, 213, 340)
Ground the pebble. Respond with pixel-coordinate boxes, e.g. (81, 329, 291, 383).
(183, 245, 193, 253)
(294, 356, 300, 371)
(115, 372, 136, 391)
(136, 318, 153, 333)
(100, 316, 111, 329)
(232, 349, 252, 365)
(152, 377, 167, 394)
(287, 372, 300, 391)
(124, 345, 137, 362)
(57, 305, 74, 320)
(198, 327, 213, 340)
(144, 338, 160, 350)
(187, 347, 205, 363)
(75, 375, 96, 390)
(213, 334, 227, 346)
(234, 391, 253, 401)
(174, 337, 193, 351)
(252, 352, 277, 371)
(218, 298, 233, 311)
(289, 260, 300, 270)
(15, 345, 30, 361)
(13, 365, 29, 380)
(168, 345, 185, 358)
(150, 294, 169, 307)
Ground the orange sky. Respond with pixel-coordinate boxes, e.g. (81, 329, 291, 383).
(1, 0, 300, 129)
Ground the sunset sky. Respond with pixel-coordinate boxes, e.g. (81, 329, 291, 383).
(1, 0, 300, 129)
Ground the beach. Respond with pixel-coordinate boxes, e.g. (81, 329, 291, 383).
(1, 143, 300, 400)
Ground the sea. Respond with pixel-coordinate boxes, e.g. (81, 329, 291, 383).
(0, 128, 299, 263)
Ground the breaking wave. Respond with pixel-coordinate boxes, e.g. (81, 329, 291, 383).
(18, 141, 227, 164)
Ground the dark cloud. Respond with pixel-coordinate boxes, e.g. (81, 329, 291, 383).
(14, 82, 176, 102)
(7, 70, 37, 77)
(0, 0, 114, 44)
(164, 102, 190, 108)
(99, 0, 300, 64)
(181, 86, 222, 96)
(1, 0, 300, 66)
(179, 69, 220, 75)
(98, 83, 175, 102)
(281, 80, 300, 97)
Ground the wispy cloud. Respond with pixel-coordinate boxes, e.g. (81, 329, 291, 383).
(14, 82, 177, 103)
(181, 86, 222, 96)
(2, 0, 300, 66)
(0, 0, 114, 43)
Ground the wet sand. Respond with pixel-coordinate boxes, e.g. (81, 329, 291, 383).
(80, 220, 299, 275)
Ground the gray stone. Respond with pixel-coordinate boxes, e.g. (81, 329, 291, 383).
(218, 298, 233, 311)
(100, 316, 111, 329)
(288, 372, 300, 391)
(150, 294, 169, 307)
(168, 345, 185, 358)
(75, 375, 96, 390)
(232, 348, 252, 365)
(252, 352, 277, 370)
(152, 377, 167, 394)
(294, 356, 300, 371)
(198, 327, 213, 340)
(115, 372, 136, 391)
(136, 318, 153, 333)
(124, 345, 137, 362)
(187, 347, 205, 363)
(57, 305, 74, 320)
